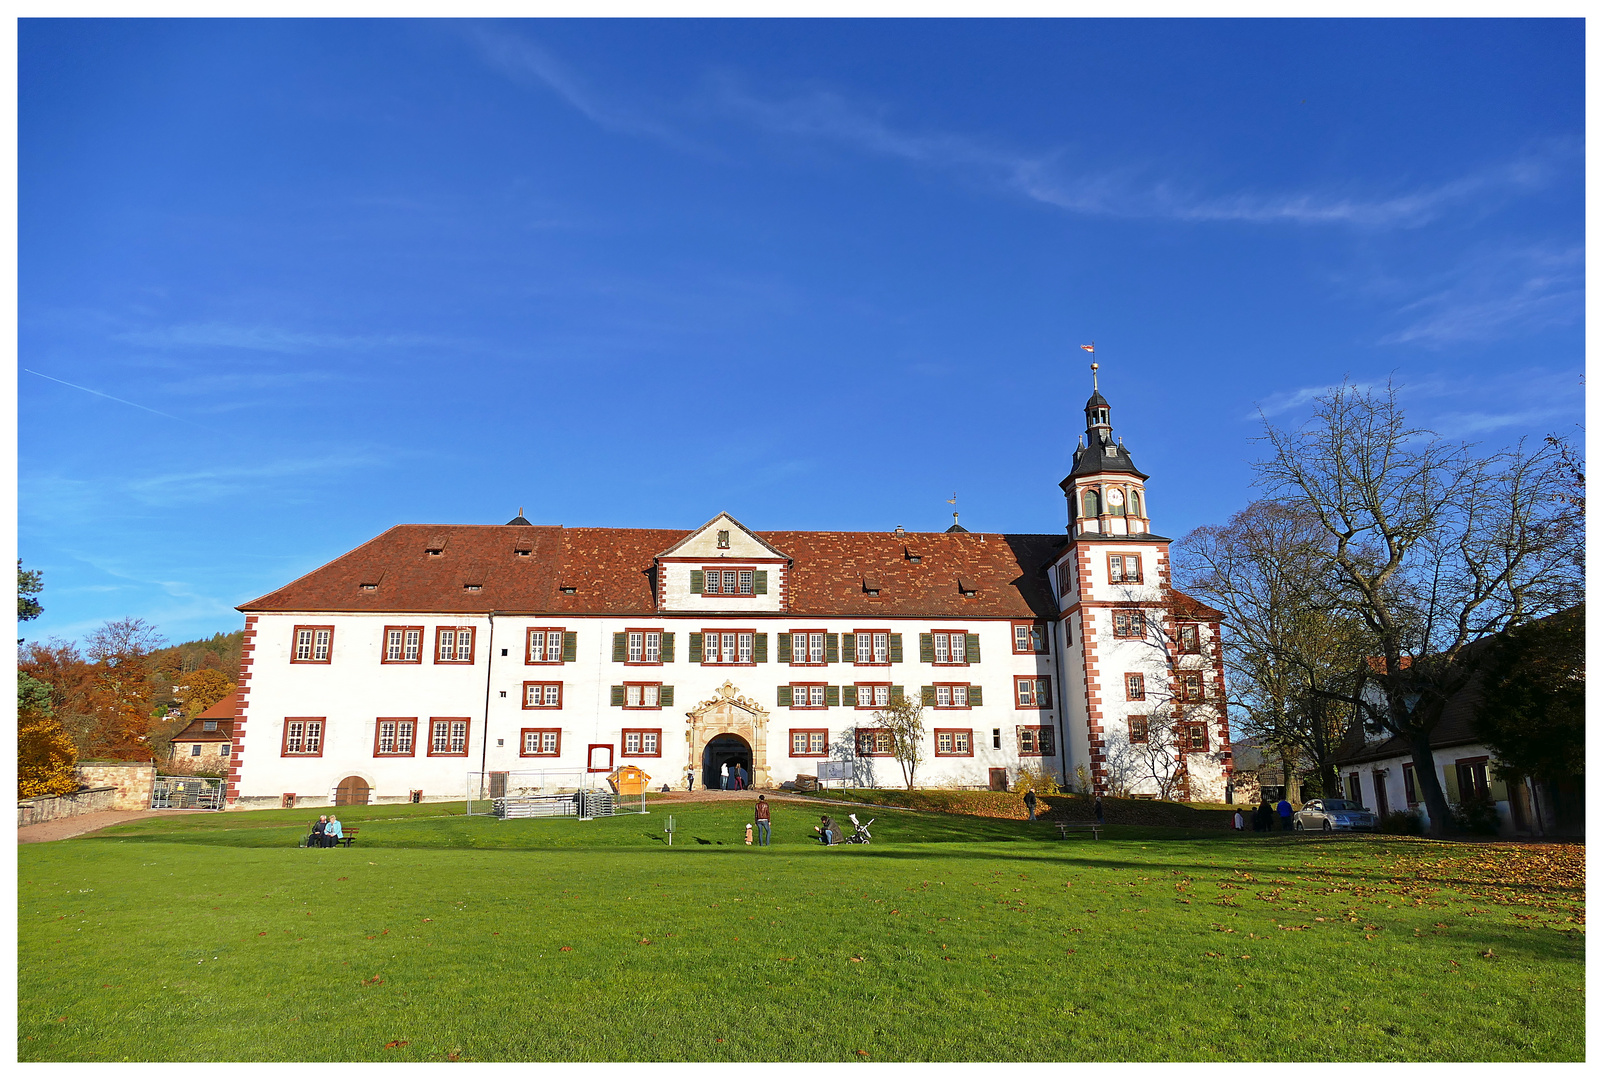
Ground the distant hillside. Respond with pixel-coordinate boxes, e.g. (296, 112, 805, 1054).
(154, 629, 246, 679)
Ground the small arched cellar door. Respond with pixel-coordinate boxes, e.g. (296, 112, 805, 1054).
(334, 775, 371, 806)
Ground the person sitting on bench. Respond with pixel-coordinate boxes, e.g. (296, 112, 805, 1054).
(309, 816, 328, 848)
(325, 813, 344, 848)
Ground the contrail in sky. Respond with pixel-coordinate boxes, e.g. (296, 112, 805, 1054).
(24, 368, 202, 427)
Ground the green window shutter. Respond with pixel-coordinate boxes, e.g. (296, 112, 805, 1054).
(889, 633, 903, 663)
(826, 634, 840, 664)
(561, 631, 577, 663)
(921, 685, 936, 706)
(754, 570, 768, 595)
(689, 633, 704, 664)
(920, 633, 935, 663)
(777, 634, 792, 663)
(968, 685, 983, 706)
(610, 685, 625, 707)
(690, 570, 704, 594)
(660, 632, 675, 663)
(660, 685, 674, 707)
(842, 685, 858, 707)
(825, 686, 841, 708)
(777, 686, 793, 708)
(612, 633, 627, 663)
(754, 633, 768, 664)
(966, 633, 982, 663)
(890, 685, 905, 704)
(841, 633, 856, 661)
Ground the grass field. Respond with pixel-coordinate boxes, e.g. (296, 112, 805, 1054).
(18, 797, 1585, 1062)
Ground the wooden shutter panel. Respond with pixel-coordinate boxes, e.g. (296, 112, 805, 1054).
(921, 686, 936, 706)
(690, 570, 704, 594)
(920, 633, 935, 663)
(777, 634, 792, 663)
(660, 685, 674, 707)
(968, 685, 983, 706)
(965, 633, 981, 662)
(689, 633, 704, 663)
(842, 685, 857, 707)
(889, 633, 903, 663)
(612, 633, 626, 663)
(562, 631, 577, 663)
(825, 686, 840, 708)
(777, 686, 793, 708)
(841, 633, 856, 661)
(610, 685, 625, 707)
(890, 685, 905, 704)
(754, 570, 768, 594)
(754, 634, 768, 664)
(826, 634, 840, 664)
(660, 632, 675, 662)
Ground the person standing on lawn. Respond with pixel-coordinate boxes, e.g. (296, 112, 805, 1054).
(1233, 809, 1245, 831)
(754, 794, 771, 846)
(325, 813, 343, 847)
(1277, 796, 1294, 831)
(685, 764, 695, 791)
(1023, 788, 1038, 821)
(1093, 795, 1105, 825)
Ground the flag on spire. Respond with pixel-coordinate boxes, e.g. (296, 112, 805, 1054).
(1080, 344, 1095, 353)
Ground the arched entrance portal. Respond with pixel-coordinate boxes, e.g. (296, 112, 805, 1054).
(334, 775, 371, 806)
(704, 734, 752, 790)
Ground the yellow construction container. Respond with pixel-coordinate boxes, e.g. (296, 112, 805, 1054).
(609, 765, 651, 796)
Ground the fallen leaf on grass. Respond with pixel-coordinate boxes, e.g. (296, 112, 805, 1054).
(559, 946, 572, 952)
(639, 939, 652, 945)
(384, 1041, 409, 1049)
(778, 957, 794, 962)
(849, 956, 863, 962)
(1481, 949, 1496, 959)
(446, 1052, 461, 1062)
(856, 1050, 871, 1057)
(258, 932, 267, 936)
(337, 877, 348, 881)
(362, 977, 384, 986)
(422, 918, 433, 923)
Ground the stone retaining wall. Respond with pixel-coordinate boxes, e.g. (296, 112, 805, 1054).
(17, 786, 118, 828)
(75, 762, 157, 811)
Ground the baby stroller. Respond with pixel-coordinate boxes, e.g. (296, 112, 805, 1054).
(842, 813, 874, 845)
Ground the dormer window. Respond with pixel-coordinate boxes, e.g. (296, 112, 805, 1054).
(426, 548, 443, 557)
(957, 576, 977, 598)
(514, 547, 532, 557)
(464, 583, 482, 592)
(360, 583, 379, 591)
(560, 585, 577, 595)
(203, 720, 218, 732)
(904, 548, 922, 564)
(862, 575, 882, 597)
(717, 529, 731, 549)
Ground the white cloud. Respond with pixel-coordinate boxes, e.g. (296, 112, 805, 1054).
(1379, 244, 1584, 346)
(118, 323, 442, 354)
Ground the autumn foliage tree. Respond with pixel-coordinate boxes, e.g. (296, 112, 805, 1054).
(81, 618, 167, 761)
(873, 694, 927, 790)
(18, 672, 78, 798)
(176, 668, 236, 719)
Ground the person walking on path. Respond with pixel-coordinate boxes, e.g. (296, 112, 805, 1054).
(685, 764, 695, 792)
(1277, 796, 1294, 831)
(325, 813, 344, 847)
(736, 763, 748, 791)
(1093, 795, 1105, 825)
(1023, 788, 1038, 821)
(754, 795, 772, 846)
(1233, 809, 1245, 831)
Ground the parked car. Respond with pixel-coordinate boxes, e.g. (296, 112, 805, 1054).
(1294, 799, 1377, 832)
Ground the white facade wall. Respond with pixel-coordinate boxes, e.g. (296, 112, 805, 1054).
(234, 611, 1068, 805)
(1341, 744, 1518, 837)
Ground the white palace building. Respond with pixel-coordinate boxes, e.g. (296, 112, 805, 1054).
(226, 375, 1231, 808)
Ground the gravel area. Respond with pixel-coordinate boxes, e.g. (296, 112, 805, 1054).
(17, 808, 213, 845)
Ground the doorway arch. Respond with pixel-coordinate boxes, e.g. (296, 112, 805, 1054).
(703, 733, 752, 790)
(334, 775, 371, 806)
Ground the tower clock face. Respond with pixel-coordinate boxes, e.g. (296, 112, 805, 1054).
(1106, 489, 1125, 507)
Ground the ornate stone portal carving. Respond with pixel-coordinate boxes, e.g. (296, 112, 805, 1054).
(684, 681, 771, 788)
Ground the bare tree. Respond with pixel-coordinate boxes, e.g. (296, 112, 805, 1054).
(1174, 499, 1368, 798)
(872, 695, 927, 790)
(1257, 382, 1582, 835)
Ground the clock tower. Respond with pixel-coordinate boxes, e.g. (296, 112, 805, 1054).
(1060, 363, 1152, 537)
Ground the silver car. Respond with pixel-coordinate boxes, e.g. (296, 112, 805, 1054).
(1293, 798, 1377, 832)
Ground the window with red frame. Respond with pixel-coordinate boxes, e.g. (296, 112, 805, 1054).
(435, 627, 475, 663)
(428, 718, 470, 756)
(700, 630, 754, 665)
(790, 729, 828, 756)
(856, 728, 893, 756)
(934, 729, 973, 756)
(1186, 723, 1210, 752)
(1125, 673, 1145, 700)
(1015, 677, 1052, 708)
(523, 682, 562, 709)
(1017, 725, 1055, 756)
(787, 684, 828, 709)
(622, 729, 661, 757)
(701, 567, 755, 595)
(621, 683, 664, 709)
(282, 717, 325, 756)
(382, 626, 423, 663)
(1178, 623, 1202, 654)
(292, 626, 333, 663)
(1128, 715, 1149, 744)
(624, 630, 663, 664)
(526, 628, 568, 664)
(1180, 672, 1204, 702)
(931, 683, 971, 708)
(930, 631, 968, 665)
(1012, 622, 1049, 654)
(1113, 611, 1146, 638)
(853, 630, 890, 665)
(1108, 553, 1142, 583)
(788, 631, 827, 665)
(374, 718, 415, 756)
(853, 683, 891, 709)
(520, 728, 560, 757)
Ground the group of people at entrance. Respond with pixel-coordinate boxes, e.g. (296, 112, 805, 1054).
(307, 814, 344, 847)
(1235, 797, 1294, 832)
(684, 761, 749, 791)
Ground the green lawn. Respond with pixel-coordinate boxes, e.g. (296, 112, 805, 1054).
(18, 799, 1584, 1062)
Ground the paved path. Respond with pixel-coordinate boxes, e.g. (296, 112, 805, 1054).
(18, 808, 211, 845)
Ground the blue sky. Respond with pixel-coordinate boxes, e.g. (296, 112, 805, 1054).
(17, 18, 1585, 646)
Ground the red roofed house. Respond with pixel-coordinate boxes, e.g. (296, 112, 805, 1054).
(227, 374, 1230, 808)
(169, 691, 237, 768)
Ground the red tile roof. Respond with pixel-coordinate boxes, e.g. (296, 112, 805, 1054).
(170, 716, 234, 742)
(198, 690, 240, 720)
(239, 524, 1081, 619)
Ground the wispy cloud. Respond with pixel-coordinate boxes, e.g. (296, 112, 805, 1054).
(1379, 243, 1583, 345)
(24, 368, 207, 427)
(124, 454, 391, 508)
(1251, 380, 1380, 420)
(118, 322, 445, 354)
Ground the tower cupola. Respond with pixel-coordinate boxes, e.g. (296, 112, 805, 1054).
(1058, 360, 1154, 538)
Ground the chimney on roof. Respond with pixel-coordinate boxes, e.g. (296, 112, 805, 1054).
(894, 525, 905, 535)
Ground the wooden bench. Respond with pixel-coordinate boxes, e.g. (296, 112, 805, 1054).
(1055, 822, 1102, 840)
(337, 827, 358, 848)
